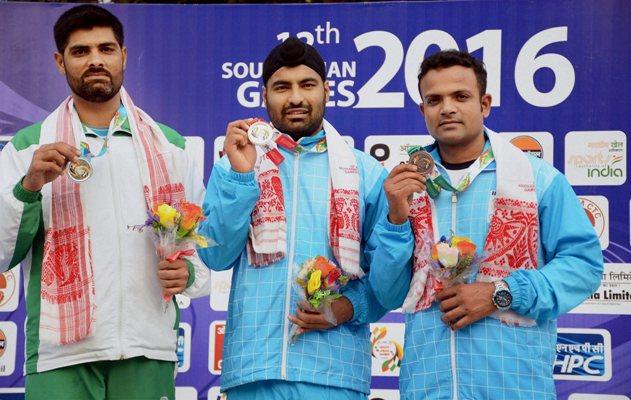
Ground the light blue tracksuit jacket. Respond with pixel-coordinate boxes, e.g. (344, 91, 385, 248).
(370, 137, 603, 400)
(198, 130, 414, 396)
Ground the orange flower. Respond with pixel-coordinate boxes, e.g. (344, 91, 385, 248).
(179, 202, 205, 231)
(454, 239, 476, 257)
(313, 256, 335, 277)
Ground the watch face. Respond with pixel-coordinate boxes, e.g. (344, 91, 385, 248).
(495, 290, 512, 309)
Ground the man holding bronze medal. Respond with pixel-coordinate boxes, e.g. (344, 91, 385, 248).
(198, 38, 414, 399)
(0, 5, 210, 399)
(372, 50, 603, 399)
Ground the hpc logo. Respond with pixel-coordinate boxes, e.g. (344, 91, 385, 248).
(554, 328, 612, 381)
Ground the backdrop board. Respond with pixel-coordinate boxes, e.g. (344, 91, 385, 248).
(0, 1, 629, 399)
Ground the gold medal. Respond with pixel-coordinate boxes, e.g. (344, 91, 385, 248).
(67, 157, 93, 183)
(409, 150, 435, 176)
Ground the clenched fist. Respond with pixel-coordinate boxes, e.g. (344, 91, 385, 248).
(384, 164, 426, 224)
(224, 119, 258, 173)
(22, 142, 80, 192)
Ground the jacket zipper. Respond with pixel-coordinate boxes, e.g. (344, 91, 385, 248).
(450, 192, 458, 400)
(281, 153, 300, 379)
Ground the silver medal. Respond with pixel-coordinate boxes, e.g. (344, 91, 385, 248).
(247, 121, 275, 146)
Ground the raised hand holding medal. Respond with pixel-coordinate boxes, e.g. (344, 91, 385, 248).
(22, 142, 81, 192)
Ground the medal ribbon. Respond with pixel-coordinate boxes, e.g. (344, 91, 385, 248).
(79, 106, 127, 161)
(407, 145, 495, 198)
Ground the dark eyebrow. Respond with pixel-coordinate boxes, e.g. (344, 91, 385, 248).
(300, 78, 318, 84)
(271, 80, 290, 88)
(68, 45, 89, 52)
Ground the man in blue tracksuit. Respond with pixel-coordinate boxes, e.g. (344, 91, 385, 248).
(372, 50, 603, 399)
(198, 38, 416, 399)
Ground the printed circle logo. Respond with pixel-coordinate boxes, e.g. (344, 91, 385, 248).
(580, 198, 605, 238)
(0, 272, 17, 307)
(0, 329, 6, 358)
(510, 135, 544, 159)
(371, 326, 403, 373)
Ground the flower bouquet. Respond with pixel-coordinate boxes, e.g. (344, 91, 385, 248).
(289, 256, 350, 342)
(429, 235, 479, 291)
(135, 201, 211, 305)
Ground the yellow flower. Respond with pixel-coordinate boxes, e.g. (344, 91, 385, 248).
(191, 234, 208, 248)
(156, 204, 180, 229)
(307, 269, 322, 295)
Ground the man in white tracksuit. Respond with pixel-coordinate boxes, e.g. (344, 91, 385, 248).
(0, 5, 210, 399)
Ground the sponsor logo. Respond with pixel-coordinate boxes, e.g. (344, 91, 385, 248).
(510, 135, 544, 159)
(370, 323, 404, 377)
(578, 196, 609, 250)
(0, 322, 17, 376)
(0, 269, 19, 312)
(570, 263, 631, 315)
(176, 323, 191, 373)
(364, 135, 434, 172)
(554, 328, 611, 381)
(501, 132, 554, 164)
(208, 321, 225, 375)
(565, 131, 626, 185)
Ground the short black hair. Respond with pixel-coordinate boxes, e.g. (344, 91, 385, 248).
(417, 49, 487, 98)
(54, 5, 124, 53)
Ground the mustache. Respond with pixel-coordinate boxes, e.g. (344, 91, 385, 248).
(82, 67, 112, 80)
(282, 103, 312, 115)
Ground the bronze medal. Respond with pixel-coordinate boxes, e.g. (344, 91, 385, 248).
(409, 150, 435, 176)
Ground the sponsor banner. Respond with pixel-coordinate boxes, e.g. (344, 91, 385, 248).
(370, 389, 400, 400)
(370, 323, 404, 377)
(208, 321, 226, 375)
(175, 294, 190, 310)
(175, 386, 198, 400)
(568, 395, 630, 400)
(500, 131, 554, 165)
(364, 135, 435, 172)
(554, 328, 611, 381)
(570, 263, 631, 315)
(0, 321, 17, 376)
(177, 323, 191, 373)
(210, 270, 232, 312)
(0, 268, 20, 313)
(578, 195, 609, 250)
(564, 131, 626, 186)
(0, 387, 24, 400)
(207, 386, 223, 400)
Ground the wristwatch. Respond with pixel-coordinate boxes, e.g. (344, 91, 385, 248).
(492, 280, 512, 311)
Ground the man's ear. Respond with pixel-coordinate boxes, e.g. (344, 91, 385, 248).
(54, 52, 65, 76)
(481, 93, 492, 117)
